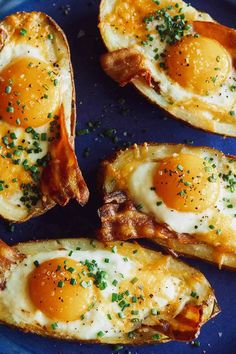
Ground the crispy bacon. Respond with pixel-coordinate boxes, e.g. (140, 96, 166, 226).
(153, 304, 203, 341)
(101, 48, 152, 87)
(40, 107, 89, 206)
(98, 191, 195, 244)
(194, 21, 236, 66)
(0, 240, 23, 290)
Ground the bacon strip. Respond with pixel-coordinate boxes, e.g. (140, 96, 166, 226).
(194, 21, 236, 66)
(101, 48, 152, 87)
(154, 304, 203, 341)
(98, 191, 195, 244)
(40, 107, 89, 206)
(0, 240, 23, 290)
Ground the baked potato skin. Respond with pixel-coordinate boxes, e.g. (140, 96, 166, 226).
(0, 238, 219, 344)
(97, 143, 236, 270)
(0, 12, 89, 223)
(99, 1, 236, 137)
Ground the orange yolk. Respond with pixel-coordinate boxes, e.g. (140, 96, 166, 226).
(0, 152, 32, 198)
(166, 36, 231, 95)
(29, 258, 95, 322)
(0, 57, 60, 128)
(153, 154, 220, 212)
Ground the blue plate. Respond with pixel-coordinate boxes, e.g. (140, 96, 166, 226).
(0, 0, 235, 353)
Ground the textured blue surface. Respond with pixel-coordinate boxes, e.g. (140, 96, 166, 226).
(0, 0, 235, 353)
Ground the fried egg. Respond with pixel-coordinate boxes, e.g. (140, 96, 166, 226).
(0, 12, 88, 222)
(98, 143, 236, 269)
(0, 238, 218, 344)
(99, 0, 236, 136)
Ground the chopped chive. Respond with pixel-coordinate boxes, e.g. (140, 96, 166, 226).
(177, 164, 183, 171)
(51, 322, 58, 330)
(152, 334, 160, 340)
(112, 279, 118, 286)
(67, 267, 75, 273)
(7, 106, 14, 113)
(30, 166, 38, 173)
(112, 293, 118, 302)
(80, 280, 90, 288)
(41, 133, 47, 141)
(130, 277, 138, 284)
(97, 331, 105, 337)
(111, 246, 117, 254)
(57, 280, 64, 288)
(151, 308, 159, 315)
(131, 310, 139, 315)
(25, 127, 33, 133)
(70, 278, 77, 285)
(34, 260, 40, 267)
(118, 312, 125, 319)
(13, 150, 21, 156)
(192, 341, 201, 347)
(5, 86, 11, 94)
(20, 28, 27, 36)
(2, 136, 8, 145)
(190, 291, 198, 298)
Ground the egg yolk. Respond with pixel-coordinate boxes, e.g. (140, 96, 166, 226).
(153, 154, 220, 212)
(0, 152, 32, 198)
(0, 57, 60, 128)
(29, 258, 95, 322)
(166, 36, 231, 95)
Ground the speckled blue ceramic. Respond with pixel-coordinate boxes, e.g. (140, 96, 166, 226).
(0, 1, 236, 353)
